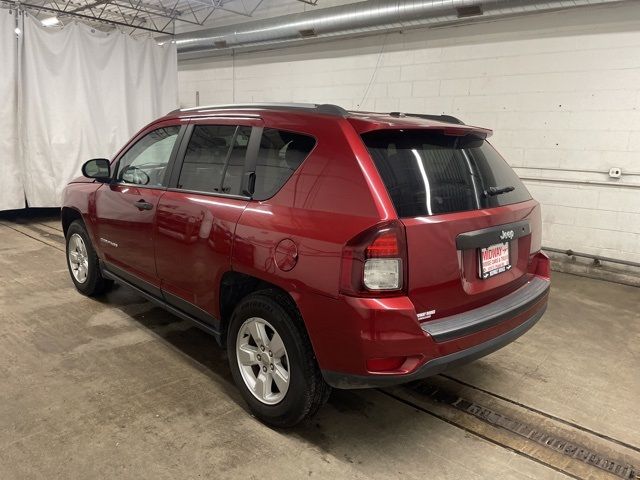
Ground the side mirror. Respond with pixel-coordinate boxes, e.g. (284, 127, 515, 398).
(82, 158, 111, 182)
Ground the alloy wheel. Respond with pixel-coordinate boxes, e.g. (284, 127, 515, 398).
(68, 233, 89, 284)
(236, 317, 290, 405)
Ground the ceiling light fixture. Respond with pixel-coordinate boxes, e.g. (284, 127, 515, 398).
(41, 16, 61, 27)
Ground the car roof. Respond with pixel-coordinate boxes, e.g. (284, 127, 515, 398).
(161, 103, 493, 137)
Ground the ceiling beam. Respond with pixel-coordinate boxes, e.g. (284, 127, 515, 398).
(4, 0, 268, 34)
(67, 0, 110, 14)
(6, 0, 168, 33)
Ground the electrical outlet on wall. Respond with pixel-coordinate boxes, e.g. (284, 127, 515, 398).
(609, 167, 622, 178)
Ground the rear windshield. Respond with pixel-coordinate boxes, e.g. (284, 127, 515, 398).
(362, 130, 531, 217)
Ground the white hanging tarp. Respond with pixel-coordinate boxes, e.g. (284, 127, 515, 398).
(21, 16, 178, 207)
(0, 10, 24, 211)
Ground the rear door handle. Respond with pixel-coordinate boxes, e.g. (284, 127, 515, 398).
(135, 200, 154, 211)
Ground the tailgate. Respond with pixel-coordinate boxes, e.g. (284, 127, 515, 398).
(361, 128, 542, 320)
(403, 200, 541, 319)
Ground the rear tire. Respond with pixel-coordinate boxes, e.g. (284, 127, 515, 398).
(65, 220, 113, 296)
(227, 290, 330, 427)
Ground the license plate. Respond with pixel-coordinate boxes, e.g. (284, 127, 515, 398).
(479, 242, 511, 279)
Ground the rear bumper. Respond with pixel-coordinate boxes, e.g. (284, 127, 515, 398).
(322, 303, 546, 388)
(420, 276, 549, 342)
(315, 275, 550, 389)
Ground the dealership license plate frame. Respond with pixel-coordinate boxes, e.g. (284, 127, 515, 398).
(479, 242, 512, 279)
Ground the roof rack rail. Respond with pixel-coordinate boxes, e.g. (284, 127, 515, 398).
(177, 102, 348, 117)
(389, 112, 465, 125)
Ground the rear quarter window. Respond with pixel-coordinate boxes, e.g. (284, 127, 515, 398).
(362, 130, 531, 217)
(253, 129, 316, 200)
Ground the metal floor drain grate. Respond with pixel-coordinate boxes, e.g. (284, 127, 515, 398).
(412, 383, 638, 480)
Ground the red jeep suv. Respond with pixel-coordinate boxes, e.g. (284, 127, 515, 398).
(62, 103, 550, 427)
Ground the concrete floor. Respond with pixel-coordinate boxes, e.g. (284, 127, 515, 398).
(0, 213, 638, 480)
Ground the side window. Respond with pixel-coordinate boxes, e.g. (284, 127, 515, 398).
(117, 126, 180, 187)
(221, 126, 251, 195)
(177, 125, 251, 195)
(253, 129, 316, 200)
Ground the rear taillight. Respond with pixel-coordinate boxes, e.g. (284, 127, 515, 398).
(340, 220, 407, 296)
(366, 232, 399, 257)
(363, 258, 401, 290)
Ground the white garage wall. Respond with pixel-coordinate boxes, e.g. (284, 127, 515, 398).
(177, 2, 640, 264)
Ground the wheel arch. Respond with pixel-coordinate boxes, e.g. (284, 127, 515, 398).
(61, 207, 84, 236)
(219, 271, 310, 346)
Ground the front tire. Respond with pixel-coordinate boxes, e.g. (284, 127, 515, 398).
(65, 220, 113, 296)
(227, 290, 330, 427)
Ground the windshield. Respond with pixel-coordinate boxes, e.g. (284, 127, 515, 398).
(362, 130, 531, 218)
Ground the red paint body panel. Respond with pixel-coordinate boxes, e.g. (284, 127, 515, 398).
(347, 114, 493, 137)
(295, 280, 548, 375)
(155, 191, 248, 318)
(62, 105, 550, 386)
(402, 200, 541, 319)
(61, 181, 101, 244)
(94, 184, 165, 287)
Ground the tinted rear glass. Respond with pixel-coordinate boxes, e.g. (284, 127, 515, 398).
(178, 125, 251, 196)
(253, 129, 316, 200)
(362, 130, 531, 217)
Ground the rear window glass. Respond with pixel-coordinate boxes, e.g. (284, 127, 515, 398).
(253, 129, 316, 200)
(362, 130, 531, 217)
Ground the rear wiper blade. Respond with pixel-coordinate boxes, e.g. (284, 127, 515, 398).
(484, 185, 515, 197)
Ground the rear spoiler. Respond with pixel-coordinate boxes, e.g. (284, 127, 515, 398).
(348, 112, 493, 138)
(389, 112, 465, 125)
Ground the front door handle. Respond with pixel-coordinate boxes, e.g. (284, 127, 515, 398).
(135, 200, 154, 211)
